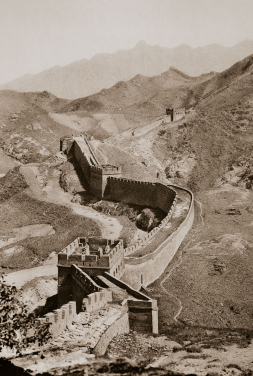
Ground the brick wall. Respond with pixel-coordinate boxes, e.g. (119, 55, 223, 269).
(58, 264, 103, 311)
(123, 196, 177, 257)
(90, 165, 122, 198)
(74, 140, 92, 183)
(156, 183, 176, 212)
(132, 117, 167, 137)
(173, 107, 185, 121)
(103, 273, 158, 334)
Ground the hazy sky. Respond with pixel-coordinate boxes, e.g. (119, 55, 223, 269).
(0, 0, 253, 84)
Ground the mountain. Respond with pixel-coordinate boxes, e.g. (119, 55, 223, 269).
(1, 40, 253, 99)
(2, 52, 253, 157)
(51, 67, 215, 134)
(57, 67, 211, 112)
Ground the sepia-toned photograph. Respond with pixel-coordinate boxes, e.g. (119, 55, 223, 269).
(0, 0, 253, 374)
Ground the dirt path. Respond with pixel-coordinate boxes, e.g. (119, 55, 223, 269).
(4, 265, 58, 287)
(6, 164, 122, 288)
(20, 164, 122, 240)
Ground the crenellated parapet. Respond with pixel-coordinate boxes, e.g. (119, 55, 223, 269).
(124, 194, 178, 256)
(107, 176, 155, 185)
(36, 301, 77, 338)
(90, 164, 122, 175)
(58, 237, 124, 271)
(174, 107, 185, 114)
(82, 289, 113, 312)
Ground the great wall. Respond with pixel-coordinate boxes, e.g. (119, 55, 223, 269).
(36, 109, 193, 355)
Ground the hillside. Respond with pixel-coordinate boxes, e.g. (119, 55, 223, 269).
(0, 90, 72, 163)
(55, 68, 215, 130)
(1, 40, 253, 99)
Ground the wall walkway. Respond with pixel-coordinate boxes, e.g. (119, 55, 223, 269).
(121, 185, 194, 290)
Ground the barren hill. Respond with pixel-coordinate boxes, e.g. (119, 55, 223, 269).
(1, 40, 253, 99)
(56, 67, 215, 127)
(1, 54, 253, 164)
(57, 67, 207, 111)
(0, 90, 71, 163)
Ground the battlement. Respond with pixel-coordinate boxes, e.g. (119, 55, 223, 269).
(166, 107, 185, 121)
(124, 194, 177, 256)
(82, 290, 113, 312)
(36, 301, 77, 338)
(58, 237, 124, 269)
(174, 107, 185, 114)
(90, 164, 122, 175)
(71, 264, 102, 291)
(107, 176, 155, 185)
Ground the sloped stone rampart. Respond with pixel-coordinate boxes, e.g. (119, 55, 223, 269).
(92, 302, 129, 356)
(122, 185, 194, 290)
(73, 137, 98, 183)
(132, 117, 169, 137)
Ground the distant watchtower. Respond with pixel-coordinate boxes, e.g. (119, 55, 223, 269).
(166, 107, 185, 122)
(166, 108, 173, 121)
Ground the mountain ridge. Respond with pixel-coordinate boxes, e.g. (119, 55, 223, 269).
(1, 40, 253, 99)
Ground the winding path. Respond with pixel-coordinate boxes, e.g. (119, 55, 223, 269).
(5, 164, 122, 288)
(20, 164, 122, 240)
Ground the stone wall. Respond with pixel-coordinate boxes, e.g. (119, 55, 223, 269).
(123, 196, 177, 257)
(132, 117, 168, 138)
(128, 300, 158, 334)
(58, 264, 102, 310)
(173, 107, 185, 121)
(90, 165, 122, 198)
(36, 301, 77, 338)
(82, 290, 113, 312)
(103, 272, 158, 334)
(73, 139, 92, 183)
(122, 185, 194, 290)
(104, 178, 176, 211)
(92, 302, 129, 356)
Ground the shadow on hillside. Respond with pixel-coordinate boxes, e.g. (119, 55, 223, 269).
(68, 157, 89, 191)
(33, 294, 58, 317)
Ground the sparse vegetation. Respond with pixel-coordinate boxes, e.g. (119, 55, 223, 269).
(0, 192, 100, 271)
(0, 278, 51, 353)
(0, 167, 28, 202)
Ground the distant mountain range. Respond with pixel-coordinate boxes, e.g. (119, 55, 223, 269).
(1, 40, 253, 99)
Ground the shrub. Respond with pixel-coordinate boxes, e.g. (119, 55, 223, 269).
(0, 278, 51, 353)
(186, 344, 202, 353)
